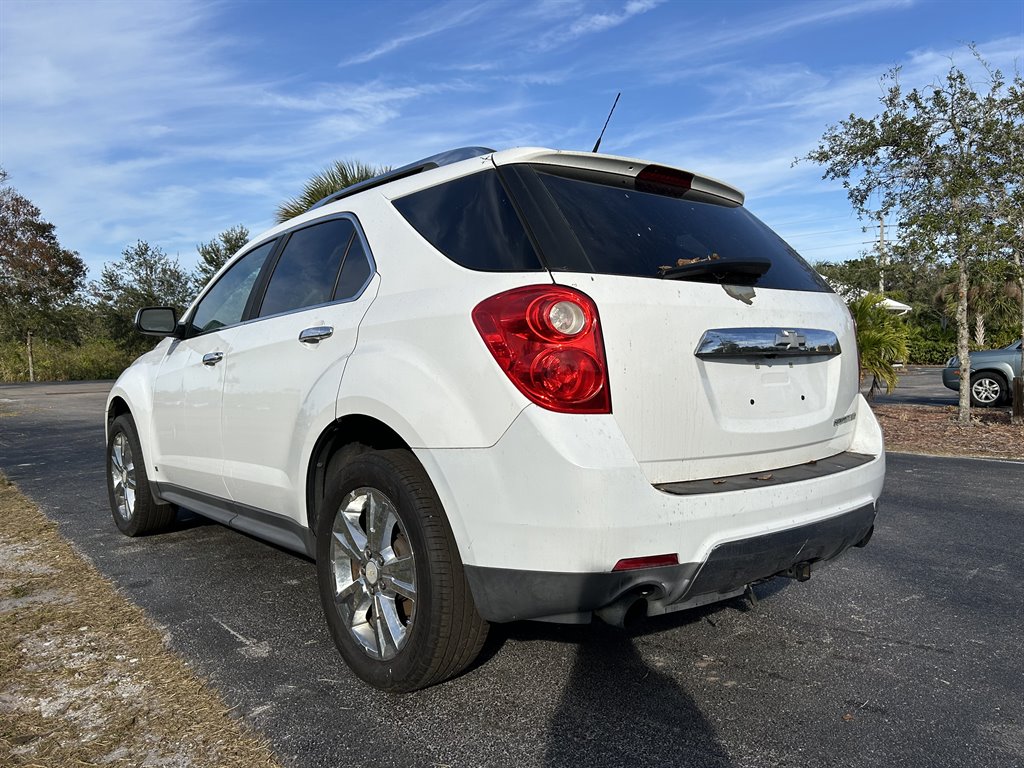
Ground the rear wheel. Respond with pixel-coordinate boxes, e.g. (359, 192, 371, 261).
(107, 414, 177, 536)
(970, 372, 1006, 407)
(316, 449, 487, 692)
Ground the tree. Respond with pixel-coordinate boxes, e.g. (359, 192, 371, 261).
(814, 257, 883, 298)
(276, 160, 387, 223)
(195, 224, 249, 292)
(90, 241, 193, 358)
(933, 258, 1021, 348)
(0, 169, 87, 378)
(981, 64, 1024, 421)
(803, 53, 1019, 423)
(848, 293, 910, 397)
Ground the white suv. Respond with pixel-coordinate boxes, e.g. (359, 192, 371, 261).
(106, 147, 885, 691)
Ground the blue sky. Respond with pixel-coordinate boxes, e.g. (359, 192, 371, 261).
(1, 0, 1021, 281)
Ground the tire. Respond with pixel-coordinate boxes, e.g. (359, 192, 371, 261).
(969, 372, 1006, 407)
(316, 449, 488, 692)
(106, 414, 177, 536)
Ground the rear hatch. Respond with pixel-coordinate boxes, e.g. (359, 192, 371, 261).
(495, 152, 861, 484)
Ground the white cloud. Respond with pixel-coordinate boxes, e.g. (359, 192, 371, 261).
(531, 0, 663, 51)
(340, 2, 490, 66)
(567, 0, 661, 36)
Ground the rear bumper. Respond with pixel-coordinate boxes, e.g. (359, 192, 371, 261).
(416, 394, 885, 623)
(465, 502, 876, 622)
(942, 367, 959, 392)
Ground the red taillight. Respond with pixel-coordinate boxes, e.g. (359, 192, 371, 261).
(472, 285, 611, 414)
(612, 554, 679, 571)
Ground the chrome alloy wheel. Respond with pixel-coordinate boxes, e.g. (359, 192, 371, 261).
(330, 487, 417, 661)
(971, 377, 1001, 404)
(109, 431, 137, 521)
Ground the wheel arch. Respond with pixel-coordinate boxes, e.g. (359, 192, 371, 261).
(107, 395, 131, 434)
(306, 414, 412, 536)
(972, 364, 1012, 384)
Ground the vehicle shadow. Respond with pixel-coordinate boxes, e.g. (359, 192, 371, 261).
(476, 591, 789, 767)
(530, 618, 736, 767)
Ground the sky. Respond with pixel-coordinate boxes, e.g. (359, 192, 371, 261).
(1, 0, 1022, 281)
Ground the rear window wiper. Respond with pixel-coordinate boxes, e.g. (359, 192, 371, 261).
(658, 255, 771, 282)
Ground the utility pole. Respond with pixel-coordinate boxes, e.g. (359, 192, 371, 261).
(877, 213, 886, 294)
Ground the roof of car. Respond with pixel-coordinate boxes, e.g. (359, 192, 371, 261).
(310, 146, 746, 210)
(309, 147, 497, 211)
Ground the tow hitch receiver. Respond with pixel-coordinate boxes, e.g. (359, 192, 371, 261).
(778, 561, 812, 582)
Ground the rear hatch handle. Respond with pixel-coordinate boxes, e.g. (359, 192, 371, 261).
(695, 328, 841, 359)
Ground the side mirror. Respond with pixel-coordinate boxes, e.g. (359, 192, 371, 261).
(135, 307, 179, 337)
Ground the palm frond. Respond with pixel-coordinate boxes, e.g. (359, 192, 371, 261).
(276, 160, 388, 223)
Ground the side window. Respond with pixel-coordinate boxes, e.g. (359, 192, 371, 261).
(392, 169, 543, 272)
(333, 236, 372, 301)
(189, 241, 275, 335)
(258, 219, 355, 317)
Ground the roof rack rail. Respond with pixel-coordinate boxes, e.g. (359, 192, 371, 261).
(309, 146, 496, 211)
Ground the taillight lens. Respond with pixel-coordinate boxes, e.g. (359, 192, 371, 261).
(472, 285, 611, 414)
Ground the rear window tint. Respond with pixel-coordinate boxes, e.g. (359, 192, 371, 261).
(393, 169, 543, 272)
(259, 219, 354, 317)
(334, 236, 372, 301)
(532, 167, 829, 292)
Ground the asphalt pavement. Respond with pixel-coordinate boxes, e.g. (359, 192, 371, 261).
(0, 380, 1021, 768)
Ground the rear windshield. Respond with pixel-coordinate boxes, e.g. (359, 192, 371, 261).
(393, 163, 829, 292)
(525, 166, 829, 291)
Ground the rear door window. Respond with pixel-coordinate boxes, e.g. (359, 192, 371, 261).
(334, 236, 373, 301)
(258, 218, 356, 317)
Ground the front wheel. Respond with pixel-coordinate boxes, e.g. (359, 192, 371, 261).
(106, 413, 177, 536)
(970, 372, 1006, 407)
(316, 449, 488, 692)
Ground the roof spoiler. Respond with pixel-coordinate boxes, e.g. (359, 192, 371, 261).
(310, 146, 496, 211)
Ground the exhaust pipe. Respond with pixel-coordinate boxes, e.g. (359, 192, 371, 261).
(596, 594, 649, 628)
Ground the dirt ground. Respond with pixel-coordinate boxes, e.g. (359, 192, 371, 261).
(0, 474, 283, 768)
(872, 403, 1024, 461)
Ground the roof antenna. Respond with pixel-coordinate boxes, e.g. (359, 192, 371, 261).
(591, 92, 621, 153)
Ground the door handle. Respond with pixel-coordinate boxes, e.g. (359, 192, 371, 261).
(299, 326, 334, 344)
(202, 351, 224, 366)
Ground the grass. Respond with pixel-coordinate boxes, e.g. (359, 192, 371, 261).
(0, 473, 283, 768)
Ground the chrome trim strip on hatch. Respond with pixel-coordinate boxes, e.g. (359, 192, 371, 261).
(694, 327, 841, 359)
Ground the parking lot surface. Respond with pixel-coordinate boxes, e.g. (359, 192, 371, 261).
(1, 380, 1021, 767)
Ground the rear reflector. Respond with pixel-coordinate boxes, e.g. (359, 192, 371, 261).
(612, 553, 679, 571)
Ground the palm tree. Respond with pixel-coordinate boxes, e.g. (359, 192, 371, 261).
(276, 159, 388, 223)
(848, 293, 910, 397)
(934, 258, 1020, 348)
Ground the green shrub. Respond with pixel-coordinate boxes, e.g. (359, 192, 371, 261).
(906, 336, 955, 364)
(0, 338, 135, 382)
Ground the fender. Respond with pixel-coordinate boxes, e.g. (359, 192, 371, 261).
(105, 345, 167, 481)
